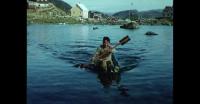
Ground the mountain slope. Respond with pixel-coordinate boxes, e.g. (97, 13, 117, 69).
(113, 9, 163, 19)
(48, 0, 72, 12)
(138, 9, 163, 18)
(112, 10, 138, 19)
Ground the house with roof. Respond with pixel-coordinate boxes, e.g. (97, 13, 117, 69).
(29, 0, 48, 2)
(71, 3, 89, 18)
(89, 11, 102, 20)
(28, 0, 49, 9)
(163, 6, 173, 19)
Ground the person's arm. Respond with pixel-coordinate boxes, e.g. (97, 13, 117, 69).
(108, 44, 116, 53)
(111, 48, 116, 53)
(94, 47, 101, 57)
(91, 47, 101, 62)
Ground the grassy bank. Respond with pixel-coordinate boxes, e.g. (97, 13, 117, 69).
(27, 3, 79, 24)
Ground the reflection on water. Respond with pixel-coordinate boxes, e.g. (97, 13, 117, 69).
(28, 24, 173, 104)
(98, 72, 121, 88)
(97, 71, 130, 97)
(37, 42, 142, 68)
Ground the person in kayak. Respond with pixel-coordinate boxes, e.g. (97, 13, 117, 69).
(91, 36, 120, 73)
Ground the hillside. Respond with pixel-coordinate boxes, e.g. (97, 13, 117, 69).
(112, 9, 163, 19)
(112, 10, 138, 19)
(29, 0, 72, 13)
(27, 3, 78, 24)
(138, 9, 163, 18)
(48, 0, 72, 13)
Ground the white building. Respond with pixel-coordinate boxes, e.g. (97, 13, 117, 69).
(28, 0, 49, 8)
(71, 3, 89, 19)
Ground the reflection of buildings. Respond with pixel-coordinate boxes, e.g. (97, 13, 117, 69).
(71, 3, 89, 18)
(163, 6, 173, 19)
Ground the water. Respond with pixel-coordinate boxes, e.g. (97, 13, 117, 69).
(27, 24, 173, 104)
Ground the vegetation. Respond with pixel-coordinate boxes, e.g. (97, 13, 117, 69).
(135, 17, 172, 26)
(48, 0, 72, 14)
(113, 10, 138, 19)
(112, 9, 172, 25)
(27, 3, 80, 24)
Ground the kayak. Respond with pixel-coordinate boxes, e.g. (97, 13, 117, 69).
(74, 54, 119, 72)
(74, 54, 137, 73)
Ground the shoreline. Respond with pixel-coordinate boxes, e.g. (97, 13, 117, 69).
(27, 22, 173, 26)
(27, 15, 173, 26)
(27, 5, 173, 26)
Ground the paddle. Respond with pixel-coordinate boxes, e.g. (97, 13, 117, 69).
(96, 35, 131, 60)
(119, 35, 131, 45)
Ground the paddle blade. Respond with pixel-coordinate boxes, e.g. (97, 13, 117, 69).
(119, 35, 131, 45)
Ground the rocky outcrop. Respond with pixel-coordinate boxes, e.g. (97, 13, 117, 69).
(145, 31, 158, 35)
(93, 27, 98, 30)
(120, 21, 139, 29)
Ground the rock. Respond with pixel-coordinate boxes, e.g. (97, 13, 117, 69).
(120, 21, 139, 29)
(93, 27, 98, 30)
(145, 31, 158, 35)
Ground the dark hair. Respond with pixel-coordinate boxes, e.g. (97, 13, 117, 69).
(103, 36, 110, 43)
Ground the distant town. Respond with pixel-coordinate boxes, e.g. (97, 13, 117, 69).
(27, 0, 173, 26)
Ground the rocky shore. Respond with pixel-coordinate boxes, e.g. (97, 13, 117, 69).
(27, 3, 173, 26)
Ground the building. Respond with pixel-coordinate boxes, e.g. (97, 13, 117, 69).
(27, 0, 49, 9)
(89, 11, 102, 20)
(29, 0, 48, 2)
(71, 3, 89, 18)
(36, 0, 48, 2)
(163, 6, 173, 19)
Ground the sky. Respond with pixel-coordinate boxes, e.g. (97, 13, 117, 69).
(63, 0, 173, 13)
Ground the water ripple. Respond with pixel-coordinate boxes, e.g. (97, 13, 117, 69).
(35, 40, 146, 72)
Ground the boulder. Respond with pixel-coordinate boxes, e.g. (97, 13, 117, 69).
(145, 31, 158, 35)
(93, 27, 98, 30)
(120, 21, 139, 29)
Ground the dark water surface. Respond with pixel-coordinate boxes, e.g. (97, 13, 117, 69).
(27, 24, 173, 104)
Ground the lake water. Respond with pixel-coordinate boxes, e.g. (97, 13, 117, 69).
(27, 24, 173, 104)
